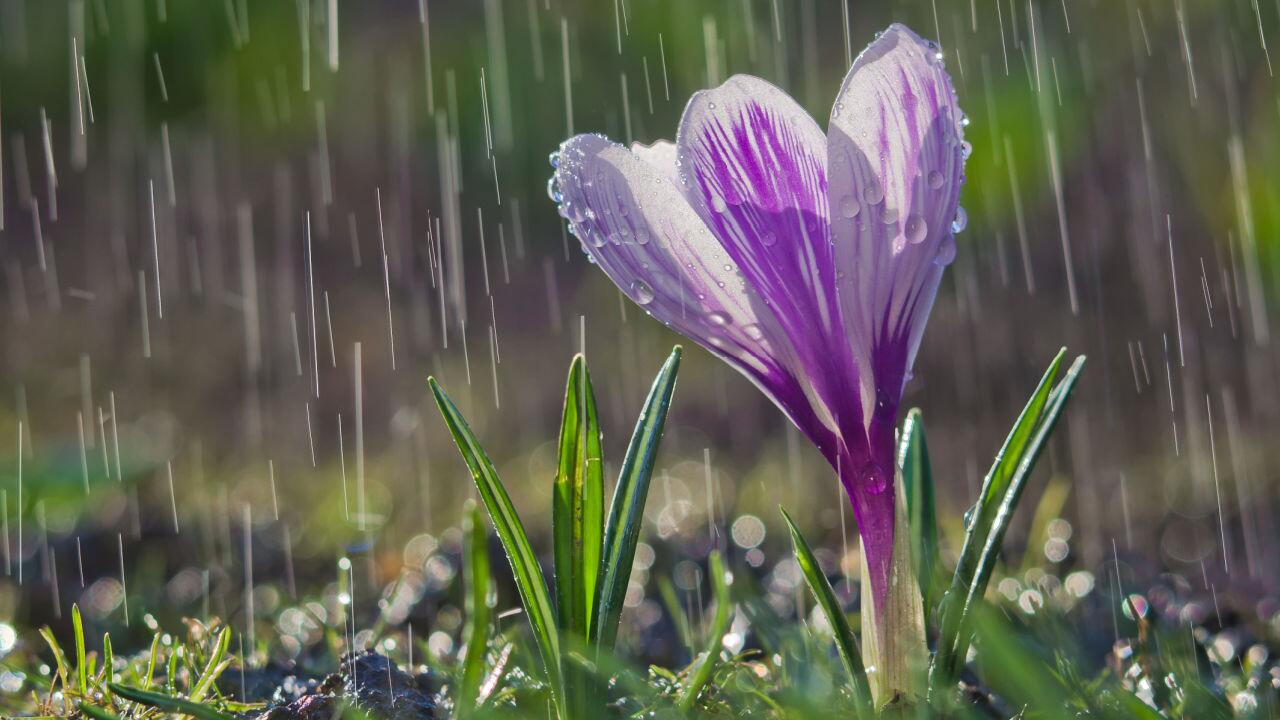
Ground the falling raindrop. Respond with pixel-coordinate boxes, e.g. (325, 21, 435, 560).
(631, 280, 655, 305)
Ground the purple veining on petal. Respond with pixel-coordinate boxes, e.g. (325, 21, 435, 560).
(674, 75, 864, 468)
(552, 133, 833, 451)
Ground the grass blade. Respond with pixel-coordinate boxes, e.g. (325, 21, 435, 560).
(780, 507, 872, 716)
(944, 355, 1086, 680)
(109, 683, 237, 720)
(592, 346, 682, 651)
(457, 501, 492, 720)
(429, 376, 564, 715)
(676, 550, 733, 713)
(897, 408, 938, 610)
(932, 349, 1065, 689)
(189, 627, 231, 703)
(72, 604, 87, 694)
(553, 354, 604, 640)
(77, 704, 123, 720)
(38, 626, 70, 690)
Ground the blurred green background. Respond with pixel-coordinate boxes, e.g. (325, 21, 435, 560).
(0, 0, 1278, 659)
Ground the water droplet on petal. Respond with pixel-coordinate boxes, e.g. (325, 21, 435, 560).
(744, 323, 764, 340)
(861, 182, 884, 205)
(761, 230, 778, 247)
(634, 229, 651, 245)
(882, 207, 899, 225)
(934, 234, 957, 265)
(631, 280, 655, 305)
(860, 462, 890, 494)
(927, 170, 945, 189)
(546, 176, 562, 203)
(711, 196, 728, 213)
(707, 311, 732, 326)
(588, 229, 607, 248)
(904, 214, 927, 244)
(950, 206, 968, 234)
(959, 113, 970, 127)
(960, 141, 973, 160)
(548, 151, 561, 168)
(839, 195, 861, 218)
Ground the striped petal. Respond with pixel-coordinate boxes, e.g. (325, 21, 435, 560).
(552, 133, 829, 443)
(827, 24, 967, 601)
(674, 74, 862, 463)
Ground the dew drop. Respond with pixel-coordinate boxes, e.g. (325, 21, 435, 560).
(744, 323, 764, 340)
(711, 196, 728, 213)
(761, 230, 778, 247)
(861, 182, 884, 205)
(860, 462, 890, 494)
(839, 195, 862, 218)
(546, 176, 562, 203)
(882, 207, 899, 225)
(934, 234, 957, 266)
(927, 170, 944, 189)
(707, 311, 732, 326)
(950, 206, 968, 234)
(634, 229, 651, 245)
(548, 151, 561, 168)
(959, 113, 970, 128)
(631, 280, 655, 305)
(960, 141, 973, 160)
(904, 214, 927, 244)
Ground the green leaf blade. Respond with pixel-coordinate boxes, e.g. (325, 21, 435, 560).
(781, 507, 873, 716)
(897, 408, 938, 609)
(553, 355, 604, 641)
(457, 501, 492, 719)
(592, 346, 682, 651)
(429, 377, 564, 715)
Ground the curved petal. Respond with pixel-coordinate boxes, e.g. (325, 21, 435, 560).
(827, 23, 966, 603)
(552, 133, 831, 446)
(629, 139, 679, 186)
(674, 74, 863, 463)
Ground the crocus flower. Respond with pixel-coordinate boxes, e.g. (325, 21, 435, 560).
(549, 22, 965, 668)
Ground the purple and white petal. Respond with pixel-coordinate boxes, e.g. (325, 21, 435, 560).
(828, 24, 965, 448)
(675, 75, 862, 462)
(826, 23, 966, 603)
(552, 133, 830, 444)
